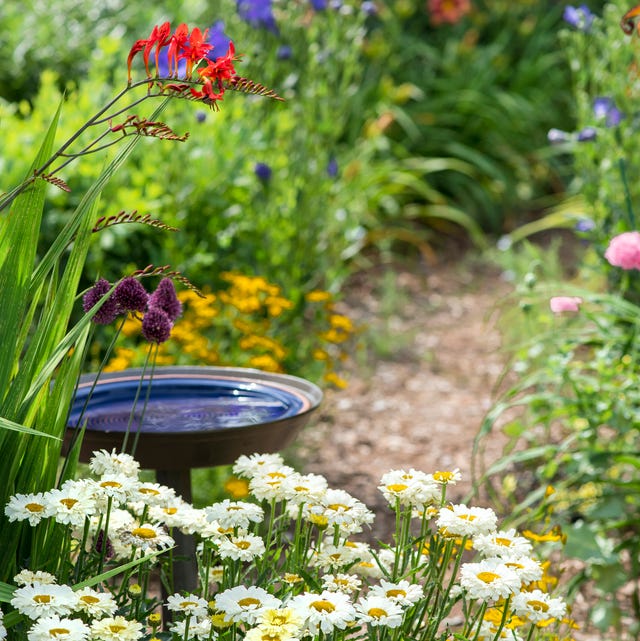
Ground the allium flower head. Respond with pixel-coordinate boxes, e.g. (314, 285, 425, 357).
(604, 231, 640, 270)
(27, 615, 90, 641)
(112, 277, 149, 314)
(141, 307, 172, 343)
(148, 277, 183, 321)
(82, 278, 118, 325)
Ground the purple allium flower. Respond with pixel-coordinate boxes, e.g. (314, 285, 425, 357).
(141, 307, 173, 343)
(148, 278, 183, 322)
(254, 162, 272, 182)
(237, 0, 279, 34)
(327, 156, 339, 178)
(113, 277, 149, 314)
(593, 96, 624, 127)
(82, 278, 118, 325)
(207, 21, 233, 59)
(277, 45, 293, 60)
(563, 4, 595, 31)
(576, 126, 597, 142)
(547, 128, 570, 143)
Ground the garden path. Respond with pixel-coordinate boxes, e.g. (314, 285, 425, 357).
(294, 249, 511, 541)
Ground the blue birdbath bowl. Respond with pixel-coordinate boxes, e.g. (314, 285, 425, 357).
(65, 366, 323, 471)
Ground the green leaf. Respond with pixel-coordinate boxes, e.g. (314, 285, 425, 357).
(0, 416, 60, 438)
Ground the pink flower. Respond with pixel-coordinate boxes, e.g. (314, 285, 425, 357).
(549, 296, 582, 314)
(604, 231, 640, 270)
(427, 0, 472, 25)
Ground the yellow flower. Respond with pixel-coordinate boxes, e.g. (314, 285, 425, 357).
(249, 354, 282, 372)
(306, 290, 332, 303)
(323, 371, 348, 389)
(224, 477, 250, 499)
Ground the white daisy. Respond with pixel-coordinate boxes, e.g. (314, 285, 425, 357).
(232, 453, 284, 479)
(90, 615, 144, 641)
(472, 528, 533, 558)
(256, 607, 305, 637)
(431, 469, 462, 485)
(476, 620, 525, 641)
(12, 584, 76, 619)
(128, 481, 176, 508)
(512, 589, 567, 623)
(249, 466, 299, 502)
(27, 615, 90, 641)
(215, 586, 282, 625)
(117, 522, 174, 551)
(369, 579, 424, 606)
(321, 573, 362, 594)
(0, 610, 5, 641)
(459, 558, 522, 601)
(148, 499, 198, 530)
(355, 595, 404, 628)
(14, 570, 57, 586)
(73, 588, 117, 619)
(91, 474, 139, 509)
(307, 489, 374, 535)
(166, 593, 209, 617)
(89, 450, 140, 478)
(244, 627, 297, 641)
(310, 543, 363, 572)
(44, 481, 96, 528)
(169, 616, 212, 639)
(289, 590, 356, 635)
(378, 469, 440, 507)
(205, 499, 264, 529)
(502, 556, 544, 584)
(286, 472, 329, 506)
(436, 504, 498, 537)
(5, 492, 52, 526)
(217, 532, 266, 562)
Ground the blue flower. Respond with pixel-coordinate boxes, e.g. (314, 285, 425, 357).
(563, 4, 595, 32)
(575, 218, 595, 233)
(547, 128, 571, 144)
(327, 157, 338, 178)
(310, 0, 328, 9)
(255, 162, 273, 181)
(361, 1, 377, 15)
(277, 45, 293, 60)
(576, 126, 597, 142)
(237, 0, 279, 33)
(593, 96, 624, 127)
(207, 21, 233, 58)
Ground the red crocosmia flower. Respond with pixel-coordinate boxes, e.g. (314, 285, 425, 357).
(127, 22, 172, 81)
(191, 42, 238, 106)
(181, 27, 214, 79)
(166, 23, 190, 78)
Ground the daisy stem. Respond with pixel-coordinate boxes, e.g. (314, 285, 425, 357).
(97, 496, 113, 576)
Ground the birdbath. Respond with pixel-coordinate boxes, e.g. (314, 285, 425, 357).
(64, 365, 323, 591)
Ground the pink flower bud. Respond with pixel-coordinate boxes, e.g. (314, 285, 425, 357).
(549, 296, 583, 314)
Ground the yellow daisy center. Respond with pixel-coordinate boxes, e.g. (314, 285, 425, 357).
(477, 571, 500, 583)
(238, 597, 262, 608)
(49, 628, 70, 637)
(386, 589, 406, 598)
(80, 595, 101, 605)
(386, 483, 409, 493)
(528, 599, 550, 612)
(131, 527, 157, 539)
(235, 540, 251, 550)
(60, 498, 78, 509)
(34, 595, 51, 604)
(25, 503, 45, 513)
(311, 600, 336, 613)
(368, 607, 388, 618)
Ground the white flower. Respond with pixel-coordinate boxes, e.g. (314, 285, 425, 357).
(11, 584, 76, 619)
(0, 610, 5, 641)
(249, 466, 299, 501)
(369, 579, 424, 606)
(148, 499, 199, 529)
(256, 607, 305, 637)
(512, 589, 567, 623)
(286, 472, 329, 505)
(5, 492, 52, 526)
(14, 570, 57, 586)
(459, 558, 522, 601)
(205, 499, 264, 529)
(472, 528, 533, 558)
(128, 481, 176, 508)
(90, 616, 143, 641)
(215, 586, 282, 625)
(166, 593, 209, 617)
(232, 453, 284, 478)
(310, 543, 364, 572)
(27, 615, 90, 641)
(431, 469, 462, 485)
(378, 469, 440, 507)
(117, 522, 174, 551)
(89, 449, 140, 478)
(217, 532, 266, 562)
(436, 504, 498, 537)
(91, 474, 139, 508)
(321, 573, 362, 594)
(306, 489, 374, 534)
(44, 481, 96, 528)
(476, 620, 524, 641)
(355, 595, 404, 627)
(169, 617, 212, 639)
(502, 556, 544, 584)
(73, 588, 117, 619)
(289, 590, 356, 635)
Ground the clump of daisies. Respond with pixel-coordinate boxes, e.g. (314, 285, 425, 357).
(2, 450, 575, 641)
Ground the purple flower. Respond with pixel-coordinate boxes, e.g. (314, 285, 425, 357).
(207, 21, 233, 59)
(563, 5, 595, 31)
(361, 1, 377, 15)
(310, 0, 328, 10)
(575, 218, 595, 233)
(141, 307, 173, 343)
(576, 126, 597, 142)
(148, 278, 183, 322)
(195, 110, 207, 123)
(327, 156, 338, 178)
(82, 278, 118, 325)
(113, 277, 149, 314)
(277, 45, 293, 60)
(237, 0, 278, 33)
(254, 162, 272, 181)
(593, 96, 624, 127)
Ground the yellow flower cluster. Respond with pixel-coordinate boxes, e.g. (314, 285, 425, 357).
(105, 272, 358, 388)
